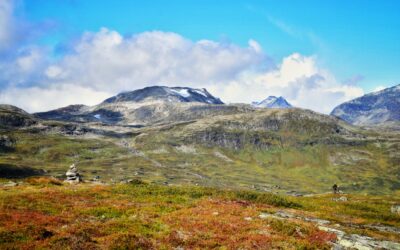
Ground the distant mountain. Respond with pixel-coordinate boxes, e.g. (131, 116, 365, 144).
(252, 96, 292, 108)
(35, 105, 89, 122)
(34, 86, 237, 126)
(331, 84, 400, 126)
(103, 86, 223, 104)
(0, 105, 36, 128)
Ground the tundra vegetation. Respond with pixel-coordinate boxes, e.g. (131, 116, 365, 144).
(0, 178, 399, 249)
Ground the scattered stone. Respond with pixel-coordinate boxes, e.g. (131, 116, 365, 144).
(244, 217, 252, 221)
(175, 145, 197, 154)
(259, 211, 330, 225)
(303, 217, 330, 225)
(213, 151, 233, 162)
(332, 196, 348, 202)
(319, 226, 400, 249)
(275, 210, 295, 218)
(286, 190, 304, 197)
(391, 205, 400, 214)
(149, 147, 169, 154)
(338, 234, 400, 250)
(259, 213, 271, 219)
(175, 230, 189, 241)
(65, 164, 82, 183)
(0, 135, 16, 151)
(92, 176, 100, 181)
(259, 212, 282, 220)
(212, 212, 219, 216)
(2, 181, 18, 187)
(295, 227, 305, 238)
(365, 224, 400, 234)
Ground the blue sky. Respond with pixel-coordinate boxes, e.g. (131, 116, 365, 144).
(0, 0, 399, 112)
(23, 0, 400, 90)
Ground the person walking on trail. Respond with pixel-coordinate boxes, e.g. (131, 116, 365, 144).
(332, 184, 339, 194)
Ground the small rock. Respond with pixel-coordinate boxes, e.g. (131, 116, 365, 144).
(244, 217, 252, 221)
(391, 205, 400, 214)
(332, 196, 348, 202)
(259, 213, 271, 219)
(286, 190, 304, 197)
(275, 210, 295, 218)
(258, 213, 281, 220)
(2, 181, 18, 187)
(212, 212, 219, 216)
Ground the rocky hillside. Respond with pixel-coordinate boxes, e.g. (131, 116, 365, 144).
(331, 84, 400, 126)
(103, 86, 223, 104)
(35, 86, 235, 126)
(0, 105, 36, 129)
(252, 96, 292, 109)
(1, 91, 400, 195)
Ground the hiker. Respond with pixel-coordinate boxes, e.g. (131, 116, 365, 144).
(332, 184, 339, 194)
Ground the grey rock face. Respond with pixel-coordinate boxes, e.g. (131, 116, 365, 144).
(34, 105, 89, 122)
(102, 86, 224, 104)
(33, 86, 226, 125)
(65, 164, 81, 183)
(0, 135, 16, 152)
(0, 104, 36, 128)
(252, 96, 292, 108)
(331, 84, 400, 126)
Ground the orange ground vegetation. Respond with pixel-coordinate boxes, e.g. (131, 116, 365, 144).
(0, 178, 398, 249)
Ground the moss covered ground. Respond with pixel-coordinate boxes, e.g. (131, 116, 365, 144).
(0, 178, 399, 249)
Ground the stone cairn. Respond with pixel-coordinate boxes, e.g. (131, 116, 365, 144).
(65, 164, 82, 183)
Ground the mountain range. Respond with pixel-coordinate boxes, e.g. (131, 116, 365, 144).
(34, 86, 232, 126)
(0, 84, 400, 195)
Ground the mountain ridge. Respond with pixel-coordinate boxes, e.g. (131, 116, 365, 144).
(252, 96, 292, 108)
(102, 86, 223, 104)
(331, 84, 400, 126)
(34, 86, 227, 125)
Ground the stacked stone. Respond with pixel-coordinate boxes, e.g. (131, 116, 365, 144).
(65, 164, 81, 183)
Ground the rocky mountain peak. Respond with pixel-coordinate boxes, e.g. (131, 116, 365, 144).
(252, 96, 292, 108)
(102, 86, 223, 104)
(330, 83, 400, 126)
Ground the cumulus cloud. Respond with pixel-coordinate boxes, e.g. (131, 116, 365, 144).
(207, 53, 364, 114)
(45, 28, 266, 93)
(0, 84, 112, 112)
(0, 10, 364, 114)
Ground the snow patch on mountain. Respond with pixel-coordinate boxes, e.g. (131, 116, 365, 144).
(169, 88, 191, 98)
(252, 96, 292, 109)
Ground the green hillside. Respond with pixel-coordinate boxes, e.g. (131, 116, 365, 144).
(1, 108, 399, 195)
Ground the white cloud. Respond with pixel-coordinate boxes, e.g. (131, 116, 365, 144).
(207, 53, 364, 114)
(45, 28, 265, 93)
(0, 25, 364, 114)
(0, 84, 111, 112)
